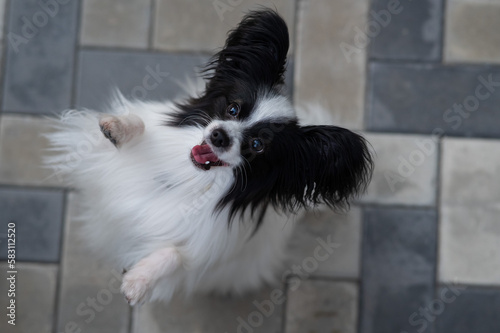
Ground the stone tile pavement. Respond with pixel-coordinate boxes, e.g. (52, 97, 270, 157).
(1, 0, 500, 332)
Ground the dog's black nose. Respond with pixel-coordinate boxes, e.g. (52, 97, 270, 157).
(210, 128, 230, 148)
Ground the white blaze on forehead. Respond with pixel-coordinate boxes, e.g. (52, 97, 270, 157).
(246, 95, 296, 125)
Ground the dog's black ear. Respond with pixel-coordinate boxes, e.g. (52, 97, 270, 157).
(219, 123, 373, 221)
(272, 125, 373, 212)
(207, 9, 289, 88)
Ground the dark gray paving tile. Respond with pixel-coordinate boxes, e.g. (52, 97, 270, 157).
(434, 287, 500, 333)
(369, 0, 443, 61)
(360, 207, 437, 333)
(0, 187, 65, 262)
(76, 50, 294, 112)
(367, 63, 500, 138)
(76, 50, 208, 111)
(3, 0, 79, 114)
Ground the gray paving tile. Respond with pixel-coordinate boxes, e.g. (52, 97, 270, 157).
(434, 287, 500, 333)
(0, 263, 58, 333)
(0, 186, 65, 262)
(0, 114, 64, 187)
(133, 286, 284, 333)
(57, 193, 130, 333)
(75, 50, 208, 111)
(369, 0, 443, 61)
(80, 0, 151, 49)
(3, 0, 79, 114)
(153, 0, 296, 53)
(360, 133, 438, 207)
(294, 0, 367, 130)
(367, 63, 500, 138)
(285, 279, 358, 333)
(360, 207, 437, 333)
(288, 207, 361, 279)
(445, 0, 500, 64)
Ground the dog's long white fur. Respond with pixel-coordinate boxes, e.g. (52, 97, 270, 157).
(45, 93, 305, 304)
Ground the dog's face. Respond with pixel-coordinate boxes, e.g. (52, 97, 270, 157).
(170, 10, 373, 219)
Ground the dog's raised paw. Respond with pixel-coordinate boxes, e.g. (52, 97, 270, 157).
(99, 116, 123, 147)
(121, 269, 151, 306)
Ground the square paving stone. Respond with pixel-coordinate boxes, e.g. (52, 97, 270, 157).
(367, 62, 500, 138)
(445, 0, 500, 64)
(153, 0, 296, 53)
(133, 286, 284, 333)
(75, 50, 208, 111)
(56, 193, 130, 333)
(439, 138, 500, 285)
(288, 207, 362, 279)
(434, 287, 500, 333)
(441, 138, 500, 207)
(0, 114, 65, 187)
(0, 186, 65, 262)
(3, 0, 79, 114)
(360, 207, 437, 333)
(285, 279, 358, 333)
(369, 0, 443, 61)
(360, 133, 438, 207)
(294, 0, 368, 130)
(80, 0, 152, 49)
(0, 263, 58, 333)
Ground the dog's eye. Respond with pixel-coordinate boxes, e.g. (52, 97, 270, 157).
(250, 138, 264, 153)
(226, 103, 240, 118)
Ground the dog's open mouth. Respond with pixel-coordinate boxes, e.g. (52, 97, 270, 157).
(191, 142, 229, 171)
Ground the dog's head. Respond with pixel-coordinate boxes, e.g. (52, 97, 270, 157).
(170, 10, 373, 220)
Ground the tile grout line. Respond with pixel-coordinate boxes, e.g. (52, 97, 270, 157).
(439, 0, 448, 64)
(0, 0, 12, 125)
(280, 279, 289, 333)
(431, 137, 443, 332)
(69, 0, 84, 110)
(147, 0, 156, 51)
(52, 189, 70, 333)
(357, 208, 367, 333)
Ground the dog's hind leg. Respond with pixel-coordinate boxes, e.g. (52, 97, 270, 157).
(99, 113, 145, 148)
(121, 247, 181, 305)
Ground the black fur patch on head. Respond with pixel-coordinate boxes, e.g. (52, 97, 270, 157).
(219, 121, 374, 227)
(168, 9, 289, 127)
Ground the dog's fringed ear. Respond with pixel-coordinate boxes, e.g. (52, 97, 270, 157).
(272, 125, 373, 212)
(206, 9, 289, 88)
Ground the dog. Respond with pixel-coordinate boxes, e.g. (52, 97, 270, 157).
(46, 9, 373, 305)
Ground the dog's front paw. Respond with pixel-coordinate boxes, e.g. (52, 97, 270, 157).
(99, 116, 123, 147)
(121, 269, 152, 306)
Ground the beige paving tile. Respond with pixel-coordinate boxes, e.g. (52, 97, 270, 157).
(359, 133, 438, 206)
(56, 193, 130, 333)
(0, 114, 64, 187)
(133, 286, 284, 333)
(0, 263, 58, 333)
(288, 206, 361, 279)
(439, 205, 500, 285)
(294, 0, 368, 130)
(153, 0, 296, 52)
(445, 0, 500, 64)
(81, 0, 152, 48)
(441, 138, 500, 207)
(285, 279, 358, 333)
(439, 138, 500, 285)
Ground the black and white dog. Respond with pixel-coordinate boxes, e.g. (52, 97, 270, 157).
(47, 10, 372, 305)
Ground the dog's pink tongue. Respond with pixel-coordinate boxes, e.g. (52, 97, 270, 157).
(192, 144, 219, 164)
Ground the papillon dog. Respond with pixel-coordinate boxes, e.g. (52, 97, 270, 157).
(47, 10, 373, 305)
